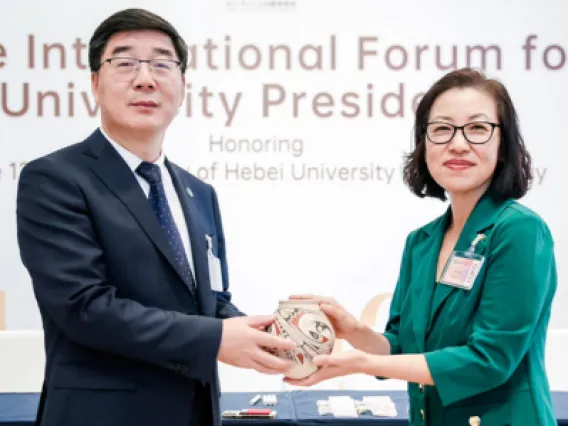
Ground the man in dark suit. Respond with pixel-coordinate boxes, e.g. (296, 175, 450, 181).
(16, 8, 295, 426)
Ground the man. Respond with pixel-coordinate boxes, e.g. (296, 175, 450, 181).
(16, 8, 295, 426)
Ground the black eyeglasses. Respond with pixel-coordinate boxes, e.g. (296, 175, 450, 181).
(98, 57, 182, 77)
(425, 121, 500, 145)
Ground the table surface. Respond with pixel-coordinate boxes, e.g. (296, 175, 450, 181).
(220, 391, 296, 426)
(292, 390, 408, 426)
(1, 390, 568, 425)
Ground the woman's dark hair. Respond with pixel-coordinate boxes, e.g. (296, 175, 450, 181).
(403, 68, 532, 201)
(88, 8, 189, 73)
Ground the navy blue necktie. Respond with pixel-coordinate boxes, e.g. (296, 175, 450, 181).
(136, 161, 196, 291)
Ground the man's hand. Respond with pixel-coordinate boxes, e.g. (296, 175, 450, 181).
(218, 315, 296, 375)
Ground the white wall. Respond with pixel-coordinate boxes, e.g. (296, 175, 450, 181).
(1, 0, 566, 392)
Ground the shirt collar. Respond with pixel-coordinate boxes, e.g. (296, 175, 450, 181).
(99, 126, 165, 171)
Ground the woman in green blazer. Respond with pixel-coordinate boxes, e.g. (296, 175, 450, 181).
(286, 68, 557, 425)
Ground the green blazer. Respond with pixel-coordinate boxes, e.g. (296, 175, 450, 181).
(383, 194, 557, 425)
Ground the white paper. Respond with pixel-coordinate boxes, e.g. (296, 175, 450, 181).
(328, 396, 359, 418)
(361, 396, 398, 417)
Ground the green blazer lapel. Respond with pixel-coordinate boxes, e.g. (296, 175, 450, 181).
(428, 194, 514, 328)
(410, 214, 447, 352)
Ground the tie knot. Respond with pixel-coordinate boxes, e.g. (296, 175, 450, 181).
(136, 162, 162, 184)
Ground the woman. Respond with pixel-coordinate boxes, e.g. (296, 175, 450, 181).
(287, 68, 557, 425)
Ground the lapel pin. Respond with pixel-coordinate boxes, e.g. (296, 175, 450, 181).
(186, 187, 194, 198)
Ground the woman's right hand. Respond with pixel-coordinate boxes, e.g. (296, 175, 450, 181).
(288, 294, 365, 341)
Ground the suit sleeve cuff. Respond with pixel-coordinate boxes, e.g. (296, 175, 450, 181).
(383, 332, 401, 355)
(375, 332, 400, 381)
(173, 317, 223, 382)
(425, 349, 465, 407)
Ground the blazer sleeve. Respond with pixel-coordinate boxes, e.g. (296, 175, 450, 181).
(16, 157, 223, 382)
(382, 232, 415, 355)
(209, 186, 245, 319)
(424, 212, 557, 406)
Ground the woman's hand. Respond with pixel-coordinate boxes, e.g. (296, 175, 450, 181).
(288, 294, 364, 341)
(283, 350, 372, 386)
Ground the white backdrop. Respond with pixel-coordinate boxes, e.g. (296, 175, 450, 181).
(0, 0, 566, 392)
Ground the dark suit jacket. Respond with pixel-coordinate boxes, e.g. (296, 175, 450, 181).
(16, 128, 244, 426)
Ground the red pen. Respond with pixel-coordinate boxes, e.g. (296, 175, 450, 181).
(221, 409, 277, 419)
(241, 409, 272, 415)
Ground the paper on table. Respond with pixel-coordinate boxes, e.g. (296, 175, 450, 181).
(361, 396, 398, 417)
(328, 396, 359, 417)
(316, 395, 398, 418)
(317, 396, 359, 417)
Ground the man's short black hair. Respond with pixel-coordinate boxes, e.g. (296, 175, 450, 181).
(88, 8, 188, 73)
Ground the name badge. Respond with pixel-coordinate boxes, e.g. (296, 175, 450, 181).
(205, 234, 224, 292)
(439, 234, 486, 291)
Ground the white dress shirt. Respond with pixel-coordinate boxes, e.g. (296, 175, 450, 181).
(100, 127, 196, 279)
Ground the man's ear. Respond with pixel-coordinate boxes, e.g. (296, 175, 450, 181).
(91, 72, 100, 104)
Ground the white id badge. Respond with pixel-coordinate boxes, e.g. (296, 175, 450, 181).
(439, 251, 484, 291)
(205, 235, 223, 292)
